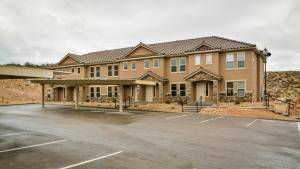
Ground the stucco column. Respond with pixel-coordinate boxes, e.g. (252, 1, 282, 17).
(212, 80, 219, 104)
(134, 85, 138, 102)
(75, 85, 79, 110)
(158, 82, 164, 103)
(119, 85, 124, 112)
(186, 81, 192, 103)
(136, 85, 141, 102)
(64, 86, 68, 102)
(41, 84, 45, 108)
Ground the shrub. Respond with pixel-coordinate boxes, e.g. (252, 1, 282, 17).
(165, 100, 171, 104)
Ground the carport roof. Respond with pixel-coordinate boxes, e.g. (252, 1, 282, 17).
(30, 79, 156, 86)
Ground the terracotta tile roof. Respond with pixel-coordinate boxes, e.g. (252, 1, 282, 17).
(65, 36, 256, 64)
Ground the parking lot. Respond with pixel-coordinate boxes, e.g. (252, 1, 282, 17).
(0, 104, 299, 169)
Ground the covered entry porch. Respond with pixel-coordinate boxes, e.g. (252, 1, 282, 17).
(185, 67, 222, 103)
(31, 79, 156, 113)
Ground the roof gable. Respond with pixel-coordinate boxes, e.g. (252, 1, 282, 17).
(185, 67, 222, 81)
(138, 71, 168, 82)
(123, 43, 162, 58)
(57, 53, 81, 66)
(186, 42, 219, 52)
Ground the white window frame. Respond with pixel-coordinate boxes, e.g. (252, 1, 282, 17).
(90, 87, 95, 98)
(144, 60, 150, 69)
(206, 53, 212, 65)
(179, 83, 186, 96)
(170, 84, 177, 96)
(96, 87, 101, 98)
(226, 81, 234, 97)
(226, 53, 234, 69)
(194, 54, 201, 65)
(95, 67, 100, 77)
(90, 67, 95, 78)
(107, 65, 113, 77)
(123, 62, 128, 71)
(107, 86, 113, 97)
(237, 81, 245, 97)
(237, 52, 245, 68)
(131, 61, 136, 70)
(153, 58, 160, 68)
(170, 58, 177, 73)
(179, 57, 186, 72)
(113, 64, 119, 77)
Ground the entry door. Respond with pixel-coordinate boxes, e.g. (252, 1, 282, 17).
(145, 86, 154, 102)
(196, 82, 206, 101)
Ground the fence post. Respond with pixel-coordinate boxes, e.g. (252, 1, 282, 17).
(196, 101, 198, 113)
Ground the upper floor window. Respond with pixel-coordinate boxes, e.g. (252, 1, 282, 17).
(195, 54, 201, 65)
(144, 60, 150, 69)
(108, 65, 112, 77)
(114, 65, 119, 76)
(153, 59, 159, 68)
(131, 61, 136, 70)
(90, 67, 95, 77)
(237, 81, 245, 97)
(179, 57, 186, 72)
(206, 53, 212, 64)
(77, 68, 80, 74)
(226, 82, 234, 96)
(171, 84, 177, 96)
(123, 62, 128, 71)
(170, 58, 177, 72)
(95, 67, 100, 77)
(237, 52, 245, 68)
(226, 53, 234, 69)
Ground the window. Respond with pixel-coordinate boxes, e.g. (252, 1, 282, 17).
(72, 68, 74, 73)
(237, 81, 245, 97)
(114, 86, 118, 97)
(123, 62, 128, 71)
(95, 67, 100, 77)
(237, 52, 245, 68)
(77, 68, 80, 74)
(114, 65, 119, 76)
(96, 87, 100, 98)
(47, 89, 51, 99)
(206, 53, 212, 64)
(226, 53, 234, 69)
(90, 87, 95, 98)
(179, 57, 186, 72)
(108, 65, 112, 77)
(153, 59, 159, 68)
(195, 54, 201, 65)
(205, 82, 209, 96)
(226, 82, 234, 96)
(144, 60, 150, 69)
(170, 58, 177, 72)
(171, 84, 177, 96)
(90, 67, 95, 77)
(180, 84, 186, 96)
(131, 61, 136, 70)
(107, 87, 113, 97)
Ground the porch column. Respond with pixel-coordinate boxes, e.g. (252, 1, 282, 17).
(75, 85, 79, 110)
(186, 82, 192, 103)
(158, 82, 164, 103)
(41, 84, 45, 108)
(64, 86, 68, 102)
(119, 85, 124, 112)
(212, 80, 219, 104)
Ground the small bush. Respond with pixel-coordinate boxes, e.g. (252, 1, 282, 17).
(165, 100, 171, 104)
(234, 99, 240, 105)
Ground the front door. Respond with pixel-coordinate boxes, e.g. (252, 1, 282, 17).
(145, 86, 154, 102)
(196, 82, 206, 101)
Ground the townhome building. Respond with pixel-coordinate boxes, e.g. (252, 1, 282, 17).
(47, 36, 265, 104)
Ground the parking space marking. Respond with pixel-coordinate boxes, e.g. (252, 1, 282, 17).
(59, 151, 123, 169)
(201, 116, 223, 123)
(166, 114, 189, 120)
(0, 140, 67, 153)
(297, 122, 300, 132)
(0, 132, 27, 137)
(246, 119, 259, 127)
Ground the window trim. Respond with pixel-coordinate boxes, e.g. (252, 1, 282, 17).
(144, 59, 150, 69)
(170, 58, 177, 73)
(179, 83, 186, 96)
(226, 53, 234, 69)
(237, 81, 245, 97)
(170, 84, 177, 96)
(179, 57, 186, 72)
(95, 67, 100, 77)
(170, 83, 186, 97)
(113, 64, 119, 77)
(107, 65, 113, 77)
(77, 67, 80, 74)
(90, 67, 95, 78)
(226, 81, 234, 97)
(206, 53, 212, 65)
(123, 62, 128, 71)
(194, 54, 201, 65)
(237, 52, 246, 69)
(96, 86, 101, 98)
(153, 58, 160, 68)
(131, 61, 136, 70)
(90, 87, 95, 98)
(107, 86, 113, 97)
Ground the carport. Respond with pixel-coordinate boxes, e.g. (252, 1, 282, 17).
(30, 79, 156, 112)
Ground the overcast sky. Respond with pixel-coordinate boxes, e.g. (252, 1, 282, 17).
(0, 0, 299, 70)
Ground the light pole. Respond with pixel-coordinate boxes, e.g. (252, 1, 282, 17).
(262, 48, 271, 109)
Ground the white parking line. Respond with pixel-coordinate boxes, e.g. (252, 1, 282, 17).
(297, 122, 300, 132)
(201, 116, 223, 123)
(0, 132, 27, 137)
(246, 119, 259, 127)
(0, 140, 67, 153)
(59, 151, 123, 169)
(166, 114, 189, 120)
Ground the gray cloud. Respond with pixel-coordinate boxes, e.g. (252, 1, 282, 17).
(0, 0, 299, 70)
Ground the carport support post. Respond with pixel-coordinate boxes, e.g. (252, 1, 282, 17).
(41, 84, 45, 108)
(75, 85, 79, 110)
(119, 85, 124, 113)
